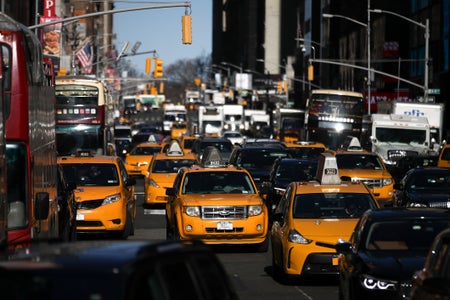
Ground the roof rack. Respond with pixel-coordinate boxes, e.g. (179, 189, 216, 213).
(200, 146, 227, 168)
(166, 140, 184, 156)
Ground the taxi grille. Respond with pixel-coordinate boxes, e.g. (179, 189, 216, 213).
(351, 178, 383, 188)
(202, 206, 247, 219)
(78, 200, 103, 210)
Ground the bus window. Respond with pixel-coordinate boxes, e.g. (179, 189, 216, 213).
(6, 143, 27, 228)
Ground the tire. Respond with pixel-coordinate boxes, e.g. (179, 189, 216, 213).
(256, 236, 269, 252)
(115, 211, 132, 240)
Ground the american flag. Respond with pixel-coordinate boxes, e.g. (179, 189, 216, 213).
(76, 42, 93, 74)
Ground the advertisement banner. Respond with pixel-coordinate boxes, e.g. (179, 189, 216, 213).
(40, 16, 62, 56)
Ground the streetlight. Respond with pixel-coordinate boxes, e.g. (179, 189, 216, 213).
(322, 13, 371, 114)
(370, 8, 430, 101)
(221, 61, 243, 73)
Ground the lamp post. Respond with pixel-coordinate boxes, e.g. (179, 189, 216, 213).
(370, 9, 430, 102)
(322, 13, 371, 114)
(221, 61, 243, 73)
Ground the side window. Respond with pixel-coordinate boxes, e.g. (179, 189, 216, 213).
(172, 171, 184, 192)
(118, 160, 128, 183)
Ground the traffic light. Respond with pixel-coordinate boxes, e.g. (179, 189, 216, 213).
(145, 58, 152, 75)
(154, 58, 164, 78)
(308, 64, 314, 81)
(277, 81, 282, 93)
(182, 15, 192, 44)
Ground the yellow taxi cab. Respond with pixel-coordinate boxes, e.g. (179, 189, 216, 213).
(333, 137, 395, 206)
(437, 144, 450, 168)
(178, 134, 200, 153)
(124, 137, 162, 177)
(165, 146, 269, 252)
(282, 140, 326, 160)
(271, 152, 379, 279)
(144, 140, 198, 207)
(57, 151, 137, 239)
(170, 121, 189, 140)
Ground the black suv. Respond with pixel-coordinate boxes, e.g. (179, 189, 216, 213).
(0, 240, 239, 300)
(228, 144, 290, 190)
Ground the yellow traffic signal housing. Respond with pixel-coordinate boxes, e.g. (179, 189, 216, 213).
(150, 85, 157, 95)
(154, 58, 164, 78)
(308, 64, 314, 81)
(277, 81, 282, 93)
(182, 15, 192, 44)
(145, 58, 152, 74)
(159, 82, 164, 94)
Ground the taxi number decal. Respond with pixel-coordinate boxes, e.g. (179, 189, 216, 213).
(325, 168, 337, 175)
(217, 221, 233, 230)
(76, 213, 85, 221)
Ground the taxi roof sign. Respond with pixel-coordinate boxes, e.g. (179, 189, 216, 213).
(316, 152, 341, 185)
(166, 140, 184, 156)
(345, 137, 363, 151)
(201, 146, 227, 168)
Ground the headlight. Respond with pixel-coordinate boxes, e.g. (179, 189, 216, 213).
(102, 193, 121, 205)
(361, 275, 397, 290)
(288, 229, 312, 244)
(407, 202, 427, 208)
(383, 178, 393, 186)
(248, 205, 263, 216)
(185, 206, 200, 217)
(147, 178, 159, 188)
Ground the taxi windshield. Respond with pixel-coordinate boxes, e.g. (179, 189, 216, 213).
(130, 146, 161, 155)
(293, 193, 377, 219)
(61, 163, 119, 186)
(182, 171, 256, 194)
(152, 159, 197, 173)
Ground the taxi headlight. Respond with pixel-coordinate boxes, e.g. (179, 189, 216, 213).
(361, 275, 397, 290)
(147, 178, 159, 188)
(185, 206, 200, 217)
(288, 229, 312, 244)
(102, 193, 121, 205)
(248, 205, 263, 216)
(383, 178, 393, 186)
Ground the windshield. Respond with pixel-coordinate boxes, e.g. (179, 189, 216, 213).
(130, 146, 161, 155)
(336, 154, 384, 170)
(236, 150, 289, 170)
(275, 161, 317, 181)
(182, 171, 256, 194)
(293, 193, 377, 219)
(309, 94, 363, 117)
(55, 85, 99, 105)
(406, 171, 450, 193)
(61, 163, 119, 186)
(375, 127, 427, 144)
(364, 219, 450, 251)
(152, 159, 197, 173)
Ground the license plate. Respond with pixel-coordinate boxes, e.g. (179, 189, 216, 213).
(76, 213, 85, 221)
(217, 221, 233, 230)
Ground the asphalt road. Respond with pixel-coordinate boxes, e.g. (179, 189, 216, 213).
(131, 177, 340, 300)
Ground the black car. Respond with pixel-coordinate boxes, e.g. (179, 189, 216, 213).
(394, 167, 450, 208)
(191, 137, 234, 162)
(387, 155, 438, 183)
(228, 145, 290, 190)
(0, 240, 239, 300)
(410, 227, 450, 299)
(320, 208, 450, 300)
(263, 157, 318, 214)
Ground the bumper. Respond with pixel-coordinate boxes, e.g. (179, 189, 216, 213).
(76, 202, 127, 232)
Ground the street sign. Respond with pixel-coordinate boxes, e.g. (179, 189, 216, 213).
(428, 89, 440, 95)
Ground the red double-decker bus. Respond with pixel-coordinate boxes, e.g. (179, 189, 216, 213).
(55, 76, 115, 156)
(0, 40, 7, 250)
(0, 13, 60, 246)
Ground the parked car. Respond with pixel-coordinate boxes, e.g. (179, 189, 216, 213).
(410, 227, 450, 299)
(271, 153, 379, 280)
(394, 167, 450, 208)
(320, 208, 450, 300)
(0, 240, 239, 300)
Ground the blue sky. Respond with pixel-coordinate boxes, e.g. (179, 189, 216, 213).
(113, 1, 212, 73)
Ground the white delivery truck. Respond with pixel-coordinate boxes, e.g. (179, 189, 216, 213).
(163, 104, 187, 133)
(392, 102, 445, 148)
(370, 113, 435, 165)
(243, 109, 267, 132)
(198, 105, 224, 136)
(223, 104, 244, 132)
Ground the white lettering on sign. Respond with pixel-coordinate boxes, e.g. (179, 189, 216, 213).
(402, 109, 425, 117)
(44, 0, 55, 17)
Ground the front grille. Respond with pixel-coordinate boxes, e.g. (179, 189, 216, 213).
(202, 206, 247, 219)
(387, 150, 418, 163)
(78, 199, 103, 210)
(205, 227, 244, 233)
(77, 220, 103, 227)
(351, 178, 383, 188)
